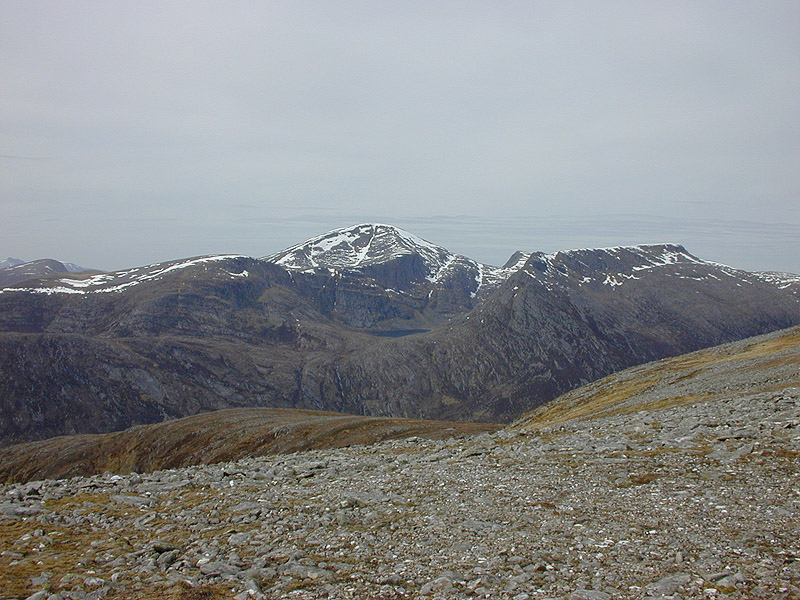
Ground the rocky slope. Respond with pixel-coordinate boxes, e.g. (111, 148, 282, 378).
(754, 270, 800, 299)
(0, 408, 499, 483)
(1, 225, 799, 445)
(1, 326, 798, 600)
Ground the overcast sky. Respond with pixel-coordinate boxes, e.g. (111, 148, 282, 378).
(2, 1, 799, 273)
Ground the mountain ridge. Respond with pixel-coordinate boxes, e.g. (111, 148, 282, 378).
(0, 223, 798, 446)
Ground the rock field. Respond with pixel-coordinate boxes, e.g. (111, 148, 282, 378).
(1, 329, 799, 600)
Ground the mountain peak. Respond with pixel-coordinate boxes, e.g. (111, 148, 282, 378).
(264, 223, 452, 271)
(0, 257, 25, 270)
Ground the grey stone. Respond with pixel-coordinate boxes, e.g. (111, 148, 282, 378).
(568, 591, 611, 600)
(419, 576, 454, 595)
(156, 549, 180, 567)
(151, 539, 179, 553)
(647, 572, 691, 595)
(30, 572, 52, 587)
(228, 532, 249, 546)
(278, 562, 334, 581)
(111, 494, 154, 508)
(1, 502, 42, 516)
(199, 561, 242, 577)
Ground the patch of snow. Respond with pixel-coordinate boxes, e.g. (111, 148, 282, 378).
(428, 254, 458, 284)
(471, 262, 485, 298)
(752, 271, 800, 289)
(603, 274, 623, 287)
(63, 262, 89, 273)
(0, 255, 246, 296)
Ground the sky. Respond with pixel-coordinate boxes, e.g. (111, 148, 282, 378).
(2, 1, 799, 273)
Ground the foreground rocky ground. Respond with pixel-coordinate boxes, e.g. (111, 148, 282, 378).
(2, 328, 799, 600)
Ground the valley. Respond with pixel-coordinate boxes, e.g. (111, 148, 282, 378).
(1, 326, 798, 599)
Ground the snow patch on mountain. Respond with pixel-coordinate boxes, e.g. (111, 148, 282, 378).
(62, 262, 91, 273)
(752, 271, 800, 289)
(264, 224, 452, 271)
(481, 252, 532, 291)
(1, 258, 94, 273)
(515, 243, 747, 291)
(264, 223, 522, 298)
(0, 255, 246, 295)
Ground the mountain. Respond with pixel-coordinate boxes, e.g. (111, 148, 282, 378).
(264, 223, 522, 328)
(0, 224, 798, 446)
(0, 258, 100, 289)
(509, 324, 800, 432)
(319, 243, 800, 421)
(1, 322, 795, 485)
(61, 261, 92, 273)
(0, 257, 25, 270)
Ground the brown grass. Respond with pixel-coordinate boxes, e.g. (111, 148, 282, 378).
(717, 329, 800, 361)
(604, 393, 716, 417)
(0, 408, 499, 484)
(517, 376, 659, 429)
(512, 326, 800, 432)
(107, 581, 235, 600)
(627, 472, 664, 485)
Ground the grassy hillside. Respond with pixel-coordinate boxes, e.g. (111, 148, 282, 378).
(510, 325, 800, 431)
(0, 408, 499, 483)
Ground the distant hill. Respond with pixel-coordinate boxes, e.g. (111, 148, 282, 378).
(2, 324, 795, 484)
(0, 258, 100, 289)
(0, 257, 25, 270)
(0, 408, 499, 483)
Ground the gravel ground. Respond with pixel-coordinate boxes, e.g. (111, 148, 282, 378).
(2, 382, 798, 600)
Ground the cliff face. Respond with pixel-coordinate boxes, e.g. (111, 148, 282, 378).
(1, 227, 799, 445)
(322, 248, 800, 422)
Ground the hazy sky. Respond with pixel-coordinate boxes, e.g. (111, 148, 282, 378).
(2, 1, 799, 273)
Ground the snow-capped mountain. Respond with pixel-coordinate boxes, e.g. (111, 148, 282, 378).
(1, 223, 799, 444)
(265, 223, 452, 271)
(515, 243, 726, 290)
(264, 223, 524, 302)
